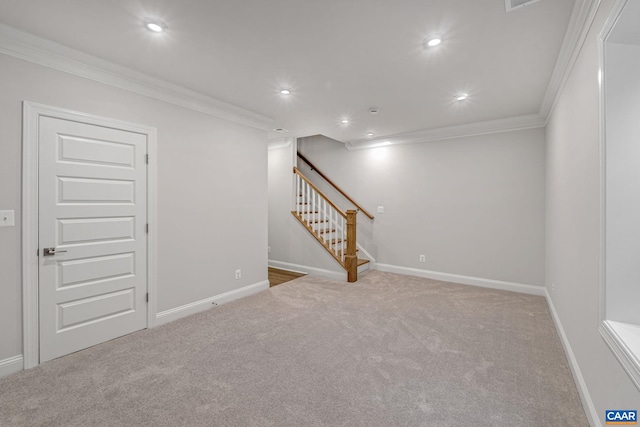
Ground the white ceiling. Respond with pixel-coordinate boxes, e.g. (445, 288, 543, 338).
(608, 0, 640, 46)
(0, 0, 577, 142)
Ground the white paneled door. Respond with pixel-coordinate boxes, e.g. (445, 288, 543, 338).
(38, 116, 148, 363)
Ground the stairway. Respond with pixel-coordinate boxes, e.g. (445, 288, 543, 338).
(292, 167, 369, 282)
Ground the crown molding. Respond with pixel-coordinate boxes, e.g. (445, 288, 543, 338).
(345, 113, 545, 150)
(539, 0, 602, 121)
(345, 0, 601, 151)
(0, 23, 273, 131)
(268, 137, 293, 150)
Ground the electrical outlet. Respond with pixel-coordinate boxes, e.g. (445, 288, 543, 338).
(377, 206, 384, 214)
(0, 210, 15, 227)
(419, 254, 426, 263)
(235, 269, 241, 280)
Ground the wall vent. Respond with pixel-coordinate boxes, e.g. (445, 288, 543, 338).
(505, 0, 541, 12)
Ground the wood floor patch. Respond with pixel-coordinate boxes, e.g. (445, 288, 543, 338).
(268, 267, 306, 287)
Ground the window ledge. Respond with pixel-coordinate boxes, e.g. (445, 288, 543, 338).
(600, 320, 640, 391)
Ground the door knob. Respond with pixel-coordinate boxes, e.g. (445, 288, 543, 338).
(43, 247, 68, 256)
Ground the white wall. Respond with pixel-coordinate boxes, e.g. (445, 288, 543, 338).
(295, 129, 546, 287)
(604, 42, 640, 324)
(545, 0, 640, 416)
(0, 53, 268, 363)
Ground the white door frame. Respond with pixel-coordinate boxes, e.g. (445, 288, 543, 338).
(21, 102, 158, 369)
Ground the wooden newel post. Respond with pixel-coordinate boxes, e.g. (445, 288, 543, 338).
(345, 210, 358, 283)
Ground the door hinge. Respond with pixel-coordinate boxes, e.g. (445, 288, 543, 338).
(146, 223, 149, 234)
(145, 154, 149, 164)
(36, 248, 39, 256)
(146, 293, 149, 303)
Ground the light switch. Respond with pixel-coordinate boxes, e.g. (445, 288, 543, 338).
(0, 210, 15, 227)
(377, 206, 384, 214)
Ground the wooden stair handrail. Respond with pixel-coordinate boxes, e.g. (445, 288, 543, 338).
(297, 151, 375, 220)
(293, 167, 347, 218)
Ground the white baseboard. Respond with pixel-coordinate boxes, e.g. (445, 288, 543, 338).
(267, 263, 308, 275)
(375, 264, 545, 296)
(155, 280, 269, 327)
(545, 290, 600, 427)
(0, 355, 24, 379)
(268, 260, 345, 281)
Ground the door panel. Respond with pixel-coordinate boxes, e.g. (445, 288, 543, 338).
(57, 217, 136, 245)
(58, 135, 136, 167)
(57, 177, 136, 203)
(39, 116, 147, 363)
(56, 289, 135, 331)
(58, 253, 136, 287)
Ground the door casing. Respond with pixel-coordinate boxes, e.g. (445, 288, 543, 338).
(21, 102, 158, 369)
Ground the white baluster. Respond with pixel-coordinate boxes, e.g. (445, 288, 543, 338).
(340, 215, 345, 262)
(318, 192, 322, 234)
(302, 181, 306, 221)
(328, 207, 332, 251)
(312, 188, 316, 231)
(300, 176, 304, 218)
(344, 216, 347, 263)
(305, 182, 309, 223)
(322, 198, 327, 244)
(333, 209, 337, 255)
(330, 208, 334, 252)
(308, 183, 312, 223)
(296, 174, 302, 216)
(328, 208, 332, 251)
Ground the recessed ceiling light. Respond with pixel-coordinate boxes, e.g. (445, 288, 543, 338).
(341, 119, 350, 125)
(369, 107, 379, 114)
(280, 89, 291, 95)
(455, 93, 469, 101)
(424, 36, 442, 48)
(144, 17, 168, 33)
(367, 132, 375, 137)
(273, 128, 289, 133)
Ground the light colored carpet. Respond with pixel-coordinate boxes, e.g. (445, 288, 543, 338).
(0, 270, 587, 426)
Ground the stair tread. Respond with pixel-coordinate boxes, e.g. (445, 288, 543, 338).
(336, 249, 360, 256)
(317, 228, 336, 234)
(357, 259, 369, 266)
(291, 212, 328, 223)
